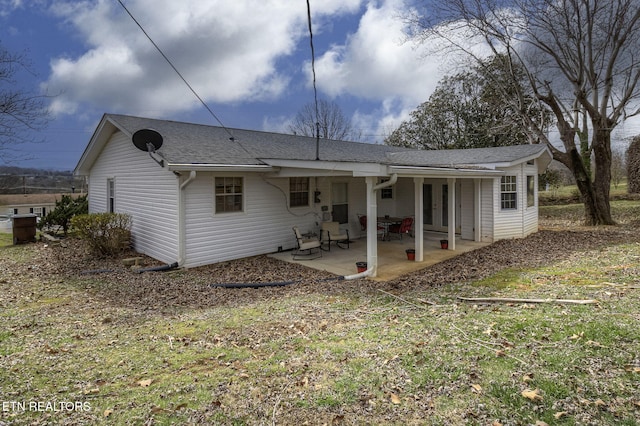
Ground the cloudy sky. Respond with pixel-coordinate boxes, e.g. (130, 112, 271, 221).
(2, 0, 637, 171)
(1, 0, 460, 170)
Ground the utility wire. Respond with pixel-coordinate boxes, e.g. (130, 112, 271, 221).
(116, 0, 235, 141)
(306, 0, 321, 160)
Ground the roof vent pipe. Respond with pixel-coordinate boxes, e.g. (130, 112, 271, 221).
(315, 122, 320, 160)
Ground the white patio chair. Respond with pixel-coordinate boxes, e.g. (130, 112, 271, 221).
(320, 221, 350, 251)
(292, 226, 322, 260)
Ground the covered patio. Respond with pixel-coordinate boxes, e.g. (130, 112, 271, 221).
(270, 232, 489, 281)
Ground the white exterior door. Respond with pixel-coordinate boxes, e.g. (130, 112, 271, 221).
(424, 181, 461, 233)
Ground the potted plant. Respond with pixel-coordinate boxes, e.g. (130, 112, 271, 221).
(405, 249, 415, 260)
(440, 239, 448, 249)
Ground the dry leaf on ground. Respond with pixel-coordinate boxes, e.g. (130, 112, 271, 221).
(522, 388, 543, 401)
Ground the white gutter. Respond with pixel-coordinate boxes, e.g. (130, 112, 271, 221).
(388, 165, 503, 177)
(168, 163, 274, 172)
(343, 173, 398, 280)
(178, 171, 197, 266)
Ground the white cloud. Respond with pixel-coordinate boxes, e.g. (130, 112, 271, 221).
(0, 0, 24, 16)
(306, 0, 497, 141)
(43, 0, 365, 117)
(312, 0, 444, 105)
(304, 0, 451, 140)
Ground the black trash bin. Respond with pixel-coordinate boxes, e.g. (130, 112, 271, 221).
(12, 214, 37, 245)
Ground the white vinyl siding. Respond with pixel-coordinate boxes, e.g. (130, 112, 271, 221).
(183, 174, 319, 268)
(87, 131, 179, 264)
(493, 164, 539, 241)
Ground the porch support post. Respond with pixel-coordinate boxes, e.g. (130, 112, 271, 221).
(448, 177, 456, 250)
(474, 179, 481, 242)
(413, 177, 424, 261)
(366, 176, 378, 277)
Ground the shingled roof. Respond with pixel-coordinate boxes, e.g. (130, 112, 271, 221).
(106, 114, 409, 166)
(77, 114, 551, 173)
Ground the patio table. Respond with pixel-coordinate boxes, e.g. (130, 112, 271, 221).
(377, 216, 402, 240)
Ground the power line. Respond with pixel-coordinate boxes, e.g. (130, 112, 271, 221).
(306, 0, 321, 160)
(115, 0, 235, 140)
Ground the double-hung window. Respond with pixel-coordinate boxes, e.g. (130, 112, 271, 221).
(289, 177, 309, 207)
(107, 178, 115, 213)
(215, 177, 243, 213)
(500, 176, 517, 210)
(379, 178, 393, 199)
(526, 176, 535, 207)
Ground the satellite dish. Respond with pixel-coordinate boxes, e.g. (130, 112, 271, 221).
(132, 128, 163, 152)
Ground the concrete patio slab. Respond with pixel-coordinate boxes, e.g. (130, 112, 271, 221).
(269, 232, 489, 281)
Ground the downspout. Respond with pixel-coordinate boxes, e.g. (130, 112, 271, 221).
(373, 173, 398, 191)
(178, 171, 197, 266)
(344, 173, 397, 280)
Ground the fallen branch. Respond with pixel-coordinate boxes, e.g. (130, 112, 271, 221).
(457, 296, 597, 305)
(378, 289, 437, 307)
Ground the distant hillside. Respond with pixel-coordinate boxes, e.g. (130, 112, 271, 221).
(0, 166, 85, 195)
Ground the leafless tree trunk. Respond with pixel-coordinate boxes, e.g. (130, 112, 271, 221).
(406, 0, 640, 225)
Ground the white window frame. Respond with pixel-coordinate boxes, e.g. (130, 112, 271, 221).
(214, 177, 244, 214)
(526, 175, 535, 208)
(289, 177, 310, 208)
(379, 178, 393, 199)
(107, 178, 115, 213)
(500, 176, 517, 210)
(30, 207, 45, 217)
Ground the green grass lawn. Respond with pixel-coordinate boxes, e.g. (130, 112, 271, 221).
(539, 180, 636, 204)
(539, 199, 640, 225)
(1, 203, 639, 425)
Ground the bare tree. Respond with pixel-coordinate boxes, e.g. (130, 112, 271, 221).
(288, 99, 354, 140)
(405, 0, 640, 225)
(0, 43, 50, 163)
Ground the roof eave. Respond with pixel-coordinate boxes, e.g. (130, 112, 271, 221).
(265, 158, 388, 176)
(389, 165, 503, 178)
(167, 163, 275, 172)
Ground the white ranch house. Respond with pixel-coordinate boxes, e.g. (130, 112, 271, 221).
(74, 114, 552, 278)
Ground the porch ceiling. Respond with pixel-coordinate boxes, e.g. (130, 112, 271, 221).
(269, 233, 488, 282)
